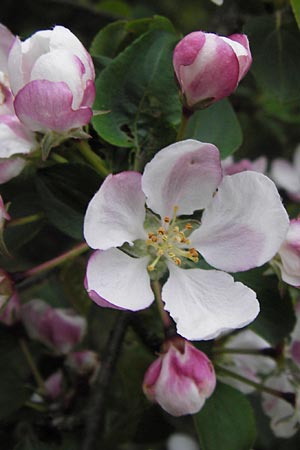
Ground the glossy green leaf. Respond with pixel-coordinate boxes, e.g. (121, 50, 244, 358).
(185, 99, 243, 158)
(194, 382, 256, 450)
(291, 0, 300, 29)
(92, 28, 181, 148)
(35, 164, 101, 240)
(245, 15, 300, 102)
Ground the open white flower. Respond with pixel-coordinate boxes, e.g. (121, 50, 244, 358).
(84, 139, 289, 341)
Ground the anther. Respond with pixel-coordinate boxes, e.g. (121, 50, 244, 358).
(164, 216, 170, 223)
(185, 223, 193, 230)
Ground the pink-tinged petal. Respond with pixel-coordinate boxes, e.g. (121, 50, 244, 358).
(40, 308, 86, 354)
(173, 32, 206, 80)
(0, 24, 15, 71)
(270, 158, 300, 195)
(142, 140, 222, 219)
(262, 374, 297, 438)
(0, 114, 36, 157)
(85, 249, 153, 311)
(84, 172, 147, 250)
(178, 33, 240, 107)
(45, 370, 63, 400)
(143, 341, 216, 416)
(82, 79, 96, 108)
(21, 299, 52, 341)
(226, 34, 252, 80)
(0, 158, 26, 184)
(50, 26, 95, 81)
(7, 37, 27, 93)
(30, 50, 86, 109)
(162, 264, 259, 341)
(0, 292, 20, 326)
(14, 79, 92, 132)
(277, 219, 300, 287)
(191, 172, 289, 272)
(223, 156, 267, 176)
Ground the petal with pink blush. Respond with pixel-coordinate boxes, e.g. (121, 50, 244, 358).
(226, 34, 252, 80)
(142, 140, 222, 218)
(85, 249, 153, 311)
(84, 172, 147, 250)
(191, 172, 289, 272)
(162, 264, 259, 341)
(14, 80, 92, 132)
(0, 24, 15, 70)
(0, 158, 26, 184)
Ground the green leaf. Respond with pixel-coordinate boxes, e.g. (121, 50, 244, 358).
(244, 15, 300, 102)
(234, 267, 296, 345)
(90, 16, 176, 59)
(35, 164, 101, 240)
(194, 382, 256, 450)
(291, 0, 300, 29)
(185, 99, 243, 158)
(92, 28, 181, 148)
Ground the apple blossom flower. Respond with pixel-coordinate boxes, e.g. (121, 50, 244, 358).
(84, 139, 289, 340)
(7, 25, 95, 134)
(0, 268, 20, 326)
(143, 338, 216, 416)
(270, 145, 300, 201)
(218, 329, 276, 394)
(262, 373, 299, 438)
(21, 299, 87, 354)
(173, 32, 252, 109)
(222, 155, 267, 176)
(272, 219, 300, 287)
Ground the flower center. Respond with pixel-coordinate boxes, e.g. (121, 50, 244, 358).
(146, 206, 199, 272)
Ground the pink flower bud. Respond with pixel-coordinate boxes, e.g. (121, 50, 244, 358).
(222, 156, 267, 176)
(173, 31, 252, 109)
(21, 299, 87, 354)
(0, 269, 20, 326)
(45, 370, 64, 400)
(143, 339, 216, 416)
(7, 25, 96, 134)
(66, 350, 100, 377)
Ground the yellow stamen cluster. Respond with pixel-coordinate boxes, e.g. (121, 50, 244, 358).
(146, 207, 199, 272)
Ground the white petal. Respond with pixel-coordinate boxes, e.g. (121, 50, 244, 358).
(191, 172, 289, 272)
(84, 172, 147, 250)
(142, 140, 222, 219)
(85, 248, 153, 311)
(30, 50, 84, 109)
(270, 158, 300, 195)
(162, 264, 259, 341)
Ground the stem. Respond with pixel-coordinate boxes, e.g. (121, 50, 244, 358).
(7, 213, 45, 228)
(77, 140, 109, 178)
(216, 364, 295, 405)
(82, 311, 130, 450)
(151, 279, 175, 337)
(19, 242, 89, 279)
(51, 152, 68, 163)
(176, 107, 191, 141)
(19, 338, 46, 395)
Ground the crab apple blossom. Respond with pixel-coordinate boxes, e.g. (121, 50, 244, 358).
(7, 25, 95, 134)
(84, 139, 289, 341)
(143, 338, 216, 416)
(262, 373, 300, 438)
(21, 299, 87, 354)
(0, 24, 14, 115)
(66, 350, 100, 377)
(173, 31, 252, 109)
(270, 145, 300, 201)
(272, 219, 300, 287)
(218, 329, 275, 394)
